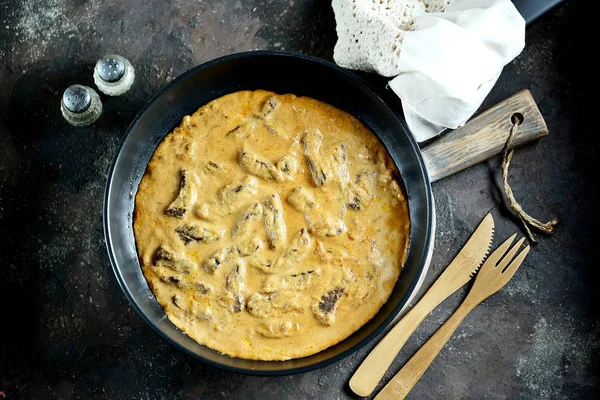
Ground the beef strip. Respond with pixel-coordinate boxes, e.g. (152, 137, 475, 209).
(172, 294, 213, 322)
(175, 224, 223, 244)
(152, 245, 196, 274)
(164, 169, 198, 218)
(257, 96, 280, 119)
(347, 170, 376, 210)
(194, 176, 259, 221)
(239, 148, 283, 181)
(162, 275, 213, 295)
(329, 142, 350, 188)
(303, 129, 328, 186)
(271, 228, 311, 272)
(287, 186, 315, 213)
(262, 269, 321, 293)
(276, 155, 298, 178)
(263, 193, 286, 249)
(246, 292, 301, 319)
(204, 246, 241, 273)
(311, 268, 355, 326)
(223, 260, 246, 313)
(312, 287, 346, 326)
(238, 237, 264, 256)
(238, 149, 297, 182)
(231, 202, 263, 238)
(305, 214, 345, 237)
(217, 176, 259, 206)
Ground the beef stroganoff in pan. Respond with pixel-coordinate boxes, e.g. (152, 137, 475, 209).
(133, 90, 410, 360)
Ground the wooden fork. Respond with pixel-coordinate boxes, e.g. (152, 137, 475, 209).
(375, 234, 531, 400)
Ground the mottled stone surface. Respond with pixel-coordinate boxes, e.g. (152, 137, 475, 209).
(0, 1, 595, 399)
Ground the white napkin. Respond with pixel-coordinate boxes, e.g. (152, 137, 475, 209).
(333, 0, 525, 142)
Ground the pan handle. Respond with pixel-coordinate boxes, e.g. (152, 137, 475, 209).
(421, 89, 548, 183)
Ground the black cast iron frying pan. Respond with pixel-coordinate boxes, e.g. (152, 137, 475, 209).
(103, 51, 547, 375)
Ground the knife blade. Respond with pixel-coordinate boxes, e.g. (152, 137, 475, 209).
(349, 213, 495, 397)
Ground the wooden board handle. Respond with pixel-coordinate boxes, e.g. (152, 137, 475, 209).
(421, 90, 548, 183)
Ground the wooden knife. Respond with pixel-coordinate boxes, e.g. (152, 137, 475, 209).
(349, 213, 495, 397)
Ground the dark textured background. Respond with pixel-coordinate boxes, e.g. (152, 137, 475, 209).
(0, 1, 594, 399)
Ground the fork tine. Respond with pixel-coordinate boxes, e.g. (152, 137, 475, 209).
(484, 233, 517, 267)
(497, 237, 526, 271)
(500, 245, 530, 282)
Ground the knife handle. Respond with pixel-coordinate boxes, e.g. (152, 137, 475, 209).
(374, 301, 476, 400)
(349, 283, 453, 397)
(421, 89, 548, 182)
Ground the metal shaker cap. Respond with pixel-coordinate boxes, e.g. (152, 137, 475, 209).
(96, 55, 125, 83)
(62, 85, 91, 113)
(93, 53, 135, 96)
(61, 85, 102, 126)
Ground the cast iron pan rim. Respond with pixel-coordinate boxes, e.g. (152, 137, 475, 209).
(103, 50, 434, 375)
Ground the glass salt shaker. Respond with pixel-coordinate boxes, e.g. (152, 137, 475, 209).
(93, 54, 135, 96)
(60, 84, 103, 126)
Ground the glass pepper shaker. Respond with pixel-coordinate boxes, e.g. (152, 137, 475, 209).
(93, 54, 135, 96)
(60, 84, 103, 126)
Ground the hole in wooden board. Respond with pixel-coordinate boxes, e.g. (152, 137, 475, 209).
(511, 112, 524, 125)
